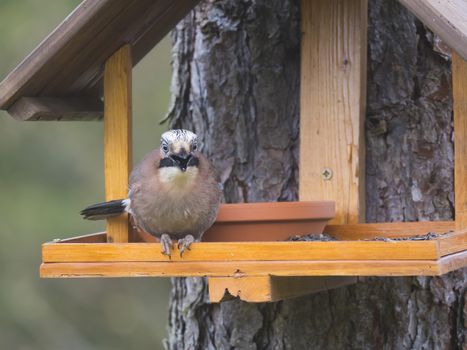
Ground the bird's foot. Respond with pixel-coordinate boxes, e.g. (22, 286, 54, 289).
(160, 234, 173, 258)
(177, 234, 195, 257)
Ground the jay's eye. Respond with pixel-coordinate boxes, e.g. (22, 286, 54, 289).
(192, 144, 197, 151)
(162, 145, 169, 153)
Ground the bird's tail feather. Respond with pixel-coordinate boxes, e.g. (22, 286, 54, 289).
(80, 199, 128, 220)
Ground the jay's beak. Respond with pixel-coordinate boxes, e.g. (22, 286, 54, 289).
(170, 151, 192, 172)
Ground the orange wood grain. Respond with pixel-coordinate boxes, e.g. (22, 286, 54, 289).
(104, 45, 132, 243)
(208, 276, 273, 302)
(453, 53, 467, 231)
(437, 230, 467, 256)
(40, 255, 465, 278)
(46, 230, 467, 259)
(208, 276, 356, 303)
(43, 240, 440, 262)
(300, 0, 367, 224)
(324, 221, 455, 239)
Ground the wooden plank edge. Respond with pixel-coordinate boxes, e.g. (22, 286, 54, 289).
(437, 229, 467, 256)
(39, 259, 445, 278)
(42, 240, 440, 263)
(8, 97, 103, 121)
(47, 232, 107, 244)
(324, 221, 455, 239)
(438, 250, 467, 274)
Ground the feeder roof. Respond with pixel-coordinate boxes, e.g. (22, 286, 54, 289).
(398, 0, 467, 60)
(0, 0, 466, 120)
(0, 0, 199, 120)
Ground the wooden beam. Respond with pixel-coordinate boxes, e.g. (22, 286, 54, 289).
(437, 229, 467, 257)
(300, 0, 368, 224)
(208, 276, 356, 303)
(453, 53, 467, 231)
(324, 221, 455, 239)
(398, 0, 467, 61)
(40, 252, 467, 278)
(42, 240, 442, 263)
(104, 45, 132, 243)
(292, 0, 367, 302)
(7, 97, 103, 121)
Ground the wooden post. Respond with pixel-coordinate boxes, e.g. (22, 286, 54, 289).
(206, 0, 367, 302)
(104, 45, 132, 243)
(300, 0, 368, 224)
(453, 53, 467, 231)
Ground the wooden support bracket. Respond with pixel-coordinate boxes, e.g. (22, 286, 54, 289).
(8, 97, 103, 121)
(251, 0, 368, 301)
(104, 45, 132, 243)
(208, 276, 356, 303)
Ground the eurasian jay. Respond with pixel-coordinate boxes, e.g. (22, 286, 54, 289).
(80, 129, 222, 257)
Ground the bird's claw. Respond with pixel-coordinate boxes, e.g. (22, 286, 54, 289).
(177, 234, 195, 257)
(160, 234, 173, 258)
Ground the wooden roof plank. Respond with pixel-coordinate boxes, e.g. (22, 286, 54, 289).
(8, 97, 103, 121)
(40, 0, 166, 97)
(0, 0, 126, 109)
(0, 0, 200, 115)
(398, 0, 467, 60)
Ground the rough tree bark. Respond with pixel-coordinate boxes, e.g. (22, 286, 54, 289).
(165, 0, 466, 349)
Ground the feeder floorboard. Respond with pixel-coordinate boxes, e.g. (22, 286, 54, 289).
(40, 251, 466, 278)
(40, 222, 467, 302)
(43, 231, 466, 263)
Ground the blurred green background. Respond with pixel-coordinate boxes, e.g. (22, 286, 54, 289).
(0, 1, 172, 349)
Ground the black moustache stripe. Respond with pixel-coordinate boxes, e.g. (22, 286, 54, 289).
(188, 156, 199, 167)
(159, 156, 199, 168)
(159, 157, 175, 168)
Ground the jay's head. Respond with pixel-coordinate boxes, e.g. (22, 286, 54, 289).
(159, 129, 199, 173)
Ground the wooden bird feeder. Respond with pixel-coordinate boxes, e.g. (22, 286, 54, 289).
(1, 0, 466, 303)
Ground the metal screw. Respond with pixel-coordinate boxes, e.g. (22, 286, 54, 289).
(321, 168, 333, 181)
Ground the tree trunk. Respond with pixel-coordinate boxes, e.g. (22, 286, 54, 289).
(165, 0, 466, 349)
